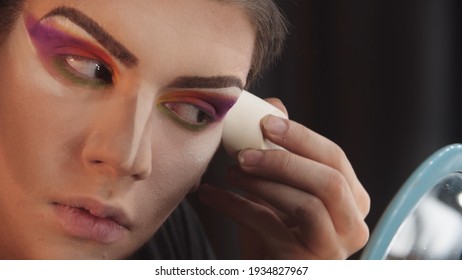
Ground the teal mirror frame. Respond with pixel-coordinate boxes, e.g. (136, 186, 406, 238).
(361, 143, 462, 260)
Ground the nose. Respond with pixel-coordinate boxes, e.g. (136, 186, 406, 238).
(81, 88, 154, 180)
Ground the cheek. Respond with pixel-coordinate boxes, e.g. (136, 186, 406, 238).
(162, 120, 224, 184)
(153, 112, 225, 192)
(0, 31, 88, 193)
(130, 121, 223, 233)
(0, 60, 69, 188)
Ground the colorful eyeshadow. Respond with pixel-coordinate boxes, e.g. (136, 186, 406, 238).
(158, 91, 239, 131)
(25, 14, 114, 88)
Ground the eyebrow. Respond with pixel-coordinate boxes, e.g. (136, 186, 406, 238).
(43, 6, 138, 68)
(167, 76, 244, 90)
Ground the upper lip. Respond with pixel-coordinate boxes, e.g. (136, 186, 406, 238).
(53, 197, 131, 229)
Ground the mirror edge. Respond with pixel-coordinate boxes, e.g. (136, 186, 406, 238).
(361, 143, 462, 260)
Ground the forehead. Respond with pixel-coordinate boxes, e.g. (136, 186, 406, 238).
(24, 0, 256, 84)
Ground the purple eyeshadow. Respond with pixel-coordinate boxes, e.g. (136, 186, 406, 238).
(159, 91, 239, 121)
(25, 15, 107, 61)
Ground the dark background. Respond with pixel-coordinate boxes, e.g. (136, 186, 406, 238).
(193, 0, 462, 259)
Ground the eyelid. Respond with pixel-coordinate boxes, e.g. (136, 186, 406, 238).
(52, 45, 119, 79)
(158, 102, 214, 132)
(35, 14, 117, 65)
(51, 55, 112, 88)
(38, 7, 139, 68)
(158, 95, 216, 117)
(158, 90, 238, 120)
(27, 16, 120, 79)
(157, 90, 239, 132)
(50, 47, 118, 88)
(53, 46, 109, 62)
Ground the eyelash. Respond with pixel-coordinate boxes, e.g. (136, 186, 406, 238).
(159, 99, 217, 132)
(52, 54, 114, 88)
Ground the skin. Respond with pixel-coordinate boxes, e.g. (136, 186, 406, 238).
(0, 0, 370, 260)
(0, 0, 253, 259)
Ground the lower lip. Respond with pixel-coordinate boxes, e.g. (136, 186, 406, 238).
(54, 204, 126, 243)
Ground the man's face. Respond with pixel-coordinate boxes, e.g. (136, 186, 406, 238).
(0, 0, 255, 259)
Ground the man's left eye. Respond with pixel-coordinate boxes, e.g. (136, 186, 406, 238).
(162, 102, 214, 130)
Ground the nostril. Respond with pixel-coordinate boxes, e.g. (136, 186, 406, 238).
(132, 173, 144, 181)
(85, 155, 151, 180)
(132, 170, 150, 181)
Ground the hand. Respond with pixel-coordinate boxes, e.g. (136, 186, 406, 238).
(199, 98, 370, 259)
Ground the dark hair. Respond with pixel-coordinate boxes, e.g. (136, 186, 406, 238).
(0, 0, 288, 84)
(0, 0, 25, 45)
(221, 0, 289, 85)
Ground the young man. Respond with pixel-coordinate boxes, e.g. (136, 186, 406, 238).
(0, 0, 369, 259)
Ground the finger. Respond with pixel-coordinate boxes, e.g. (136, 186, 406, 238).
(197, 184, 309, 258)
(239, 226, 266, 259)
(236, 149, 361, 222)
(228, 167, 369, 255)
(198, 184, 342, 259)
(260, 115, 370, 216)
(240, 191, 295, 228)
(229, 164, 358, 239)
(229, 167, 335, 233)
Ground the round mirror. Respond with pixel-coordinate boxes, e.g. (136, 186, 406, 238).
(361, 144, 462, 260)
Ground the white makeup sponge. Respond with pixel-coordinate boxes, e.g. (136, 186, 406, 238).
(222, 90, 288, 156)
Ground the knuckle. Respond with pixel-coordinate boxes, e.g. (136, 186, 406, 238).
(332, 249, 350, 260)
(359, 190, 371, 217)
(294, 205, 308, 220)
(279, 150, 293, 173)
(298, 125, 313, 144)
(351, 220, 370, 252)
(324, 169, 349, 198)
(350, 181, 371, 219)
(318, 242, 350, 260)
(327, 142, 350, 170)
(329, 142, 347, 162)
(338, 206, 370, 252)
(294, 196, 324, 218)
(342, 217, 370, 254)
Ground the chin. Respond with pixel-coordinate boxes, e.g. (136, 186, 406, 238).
(18, 239, 138, 260)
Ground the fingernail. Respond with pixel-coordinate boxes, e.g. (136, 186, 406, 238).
(238, 149, 263, 167)
(262, 115, 288, 135)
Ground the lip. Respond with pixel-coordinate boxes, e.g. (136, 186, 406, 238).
(52, 197, 130, 243)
